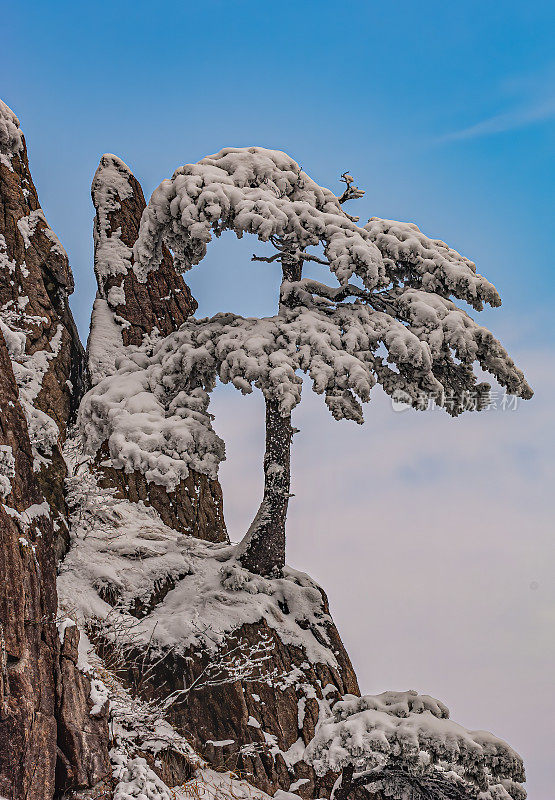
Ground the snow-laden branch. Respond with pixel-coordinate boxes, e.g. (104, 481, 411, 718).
(132, 147, 498, 310)
(304, 691, 526, 800)
(79, 282, 531, 491)
(79, 146, 531, 500)
(337, 172, 365, 206)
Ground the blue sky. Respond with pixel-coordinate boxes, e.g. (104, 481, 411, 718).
(4, 0, 554, 342)
(4, 1, 554, 797)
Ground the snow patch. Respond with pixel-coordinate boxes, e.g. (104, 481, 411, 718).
(87, 298, 125, 385)
(0, 445, 15, 498)
(91, 154, 134, 284)
(58, 450, 338, 668)
(90, 677, 110, 716)
(108, 282, 126, 307)
(0, 99, 23, 156)
(16, 209, 67, 258)
(0, 235, 16, 274)
(4, 322, 64, 470)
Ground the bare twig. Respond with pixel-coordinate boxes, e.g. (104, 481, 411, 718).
(337, 172, 365, 205)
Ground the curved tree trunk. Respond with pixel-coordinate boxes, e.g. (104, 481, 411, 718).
(237, 398, 293, 576)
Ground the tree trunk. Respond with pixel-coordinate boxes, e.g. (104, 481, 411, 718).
(237, 398, 293, 576)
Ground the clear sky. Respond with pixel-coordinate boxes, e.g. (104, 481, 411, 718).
(4, 1, 554, 797)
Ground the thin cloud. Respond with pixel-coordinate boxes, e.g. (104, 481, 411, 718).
(438, 94, 555, 143)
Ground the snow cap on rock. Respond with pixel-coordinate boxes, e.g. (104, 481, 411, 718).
(0, 99, 23, 155)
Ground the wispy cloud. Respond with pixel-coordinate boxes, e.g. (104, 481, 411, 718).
(440, 95, 555, 142)
(436, 66, 555, 143)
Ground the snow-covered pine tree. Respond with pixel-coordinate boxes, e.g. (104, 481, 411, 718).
(81, 147, 532, 577)
(303, 690, 526, 800)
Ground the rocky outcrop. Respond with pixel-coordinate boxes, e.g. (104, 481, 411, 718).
(0, 327, 109, 799)
(0, 327, 59, 800)
(88, 154, 226, 541)
(0, 99, 86, 560)
(143, 614, 359, 798)
(1, 100, 361, 800)
(68, 155, 361, 798)
(0, 100, 109, 799)
(55, 625, 111, 794)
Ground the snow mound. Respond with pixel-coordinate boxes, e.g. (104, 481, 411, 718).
(58, 457, 337, 667)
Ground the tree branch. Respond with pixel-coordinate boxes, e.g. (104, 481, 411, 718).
(281, 278, 401, 316)
(252, 251, 331, 267)
(300, 252, 331, 266)
(338, 172, 365, 205)
(251, 253, 281, 263)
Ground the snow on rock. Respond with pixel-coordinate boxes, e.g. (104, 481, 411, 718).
(72, 633, 283, 800)
(56, 616, 76, 644)
(304, 690, 526, 799)
(57, 451, 337, 667)
(0, 444, 15, 498)
(85, 154, 137, 387)
(92, 154, 135, 285)
(1, 319, 64, 470)
(16, 209, 68, 258)
(87, 297, 125, 385)
(0, 99, 23, 165)
(72, 629, 202, 797)
(90, 677, 110, 716)
(108, 282, 127, 307)
(18, 210, 46, 247)
(0, 234, 16, 274)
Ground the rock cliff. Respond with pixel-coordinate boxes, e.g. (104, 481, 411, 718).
(0, 99, 109, 799)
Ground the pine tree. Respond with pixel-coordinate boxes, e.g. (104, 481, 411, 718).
(82, 147, 532, 576)
(304, 690, 526, 800)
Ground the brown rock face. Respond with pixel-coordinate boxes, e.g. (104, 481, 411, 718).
(0, 328, 59, 800)
(55, 625, 111, 794)
(91, 154, 198, 346)
(0, 330, 109, 799)
(145, 613, 359, 798)
(0, 102, 86, 560)
(0, 100, 109, 800)
(98, 453, 226, 543)
(88, 154, 227, 542)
